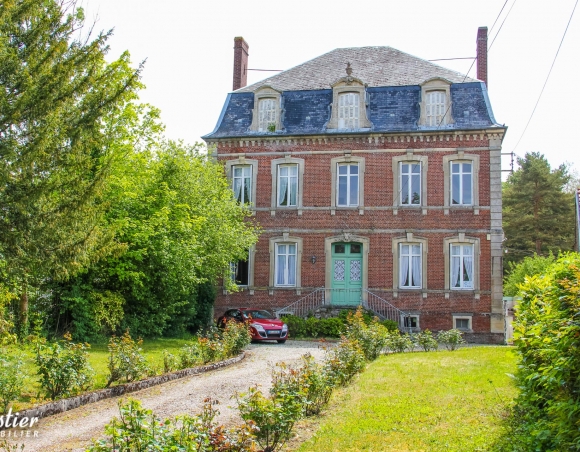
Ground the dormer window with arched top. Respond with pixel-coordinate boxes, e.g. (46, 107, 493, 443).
(419, 78, 453, 128)
(327, 63, 372, 131)
(338, 92, 360, 129)
(250, 86, 282, 132)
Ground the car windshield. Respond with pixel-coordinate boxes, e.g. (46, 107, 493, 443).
(242, 310, 274, 319)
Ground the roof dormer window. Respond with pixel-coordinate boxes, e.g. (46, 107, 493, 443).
(419, 78, 453, 128)
(327, 63, 372, 131)
(338, 93, 360, 129)
(250, 86, 282, 132)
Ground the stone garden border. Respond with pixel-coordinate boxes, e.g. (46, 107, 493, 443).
(2, 352, 246, 428)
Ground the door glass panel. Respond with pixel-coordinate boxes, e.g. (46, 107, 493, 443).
(334, 260, 345, 281)
(350, 260, 362, 281)
(334, 244, 345, 253)
(350, 244, 361, 254)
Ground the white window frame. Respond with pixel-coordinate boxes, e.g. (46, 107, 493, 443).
(274, 243, 297, 287)
(337, 92, 360, 129)
(331, 156, 365, 214)
(232, 165, 252, 204)
(442, 153, 480, 214)
(443, 234, 480, 296)
(450, 244, 474, 289)
(269, 236, 303, 293)
(270, 157, 304, 214)
(399, 243, 422, 289)
(392, 154, 428, 213)
(336, 163, 359, 207)
(425, 91, 447, 127)
(258, 98, 277, 132)
(277, 164, 298, 207)
(400, 162, 421, 206)
(224, 158, 258, 211)
(392, 234, 428, 297)
(450, 161, 473, 206)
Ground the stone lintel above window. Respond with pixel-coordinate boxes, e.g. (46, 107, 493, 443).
(249, 86, 283, 132)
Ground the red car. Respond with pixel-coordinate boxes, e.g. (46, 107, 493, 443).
(218, 308, 289, 343)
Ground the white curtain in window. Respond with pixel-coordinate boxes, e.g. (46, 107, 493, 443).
(451, 245, 461, 288)
(411, 244, 421, 287)
(233, 177, 242, 202)
(400, 254, 409, 287)
(276, 245, 286, 286)
(288, 254, 296, 285)
(463, 247, 473, 287)
(278, 172, 289, 205)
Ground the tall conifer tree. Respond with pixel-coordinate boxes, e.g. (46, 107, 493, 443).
(0, 0, 142, 332)
(503, 152, 575, 266)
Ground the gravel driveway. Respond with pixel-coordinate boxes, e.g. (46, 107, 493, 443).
(4, 341, 326, 452)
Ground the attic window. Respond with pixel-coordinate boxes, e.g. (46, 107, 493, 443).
(259, 98, 277, 132)
(419, 78, 453, 128)
(338, 93, 360, 129)
(425, 91, 446, 127)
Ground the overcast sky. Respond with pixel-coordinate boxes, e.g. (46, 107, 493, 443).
(82, 0, 579, 174)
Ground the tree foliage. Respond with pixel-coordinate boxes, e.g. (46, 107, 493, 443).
(503, 252, 556, 297)
(503, 152, 575, 267)
(0, 0, 143, 333)
(47, 142, 259, 339)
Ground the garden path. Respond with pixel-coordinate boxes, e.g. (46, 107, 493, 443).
(6, 340, 327, 452)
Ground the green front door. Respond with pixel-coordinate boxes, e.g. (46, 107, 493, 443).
(331, 242, 363, 305)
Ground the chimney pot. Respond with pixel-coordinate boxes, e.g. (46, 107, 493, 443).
(476, 27, 488, 86)
(233, 37, 249, 91)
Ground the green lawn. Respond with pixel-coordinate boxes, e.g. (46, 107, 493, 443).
(296, 346, 517, 452)
(3, 338, 193, 410)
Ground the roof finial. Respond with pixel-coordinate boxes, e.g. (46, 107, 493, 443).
(346, 62, 353, 76)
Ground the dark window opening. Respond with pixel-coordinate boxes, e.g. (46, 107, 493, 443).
(233, 259, 249, 285)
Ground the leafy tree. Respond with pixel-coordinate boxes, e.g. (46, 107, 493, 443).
(47, 142, 259, 339)
(503, 252, 556, 296)
(503, 152, 575, 267)
(0, 0, 143, 334)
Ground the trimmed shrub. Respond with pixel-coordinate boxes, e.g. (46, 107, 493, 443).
(436, 329, 466, 351)
(386, 331, 415, 353)
(106, 331, 149, 387)
(35, 333, 92, 399)
(414, 329, 438, 352)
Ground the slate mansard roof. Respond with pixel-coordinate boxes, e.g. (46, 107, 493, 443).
(204, 46, 502, 140)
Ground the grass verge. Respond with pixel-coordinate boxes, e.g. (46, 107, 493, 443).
(293, 346, 517, 452)
(2, 338, 193, 411)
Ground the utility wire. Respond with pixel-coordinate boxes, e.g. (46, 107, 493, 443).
(512, 0, 579, 153)
(489, 0, 510, 35)
(489, 0, 518, 51)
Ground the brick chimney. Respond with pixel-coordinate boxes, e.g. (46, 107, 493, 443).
(476, 27, 488, 86)
(233, 37, 249, 91)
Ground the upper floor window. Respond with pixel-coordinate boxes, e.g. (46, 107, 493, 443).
(399, 244, 422, 288)
(400, 163, 421, 205)
(277, 164, 298, 207)
(250, 86, 282, 132)
(233, 165, 252, 204)
(230, 259, 249, 286)
(338, 93, 360, 129)
(425, 91, 446, 127)
(451, 162, 472, 205)
(419, 78, 453, 128)
(337, 163, 359, 207)
(275, 243, 297, 287)
(258, 98, 277, 132)
(451, 244, 474, 289)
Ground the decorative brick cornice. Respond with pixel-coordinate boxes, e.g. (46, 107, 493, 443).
(205, 129, 506, 149)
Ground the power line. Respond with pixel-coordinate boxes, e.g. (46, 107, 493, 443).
(489, 0, 518, 51)
(489, 0, 510, 35)
(512, 0, 579, 153)
(428, 57, 475, 62)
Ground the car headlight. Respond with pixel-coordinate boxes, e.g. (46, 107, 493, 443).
(282, 324, 288, 332)
(252, 323, 266, 332)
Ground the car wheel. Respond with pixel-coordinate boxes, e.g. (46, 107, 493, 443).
(277, 340, 286, 344)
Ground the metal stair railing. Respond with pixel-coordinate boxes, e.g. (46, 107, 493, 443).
(274, 288, 326, 318)
(362, 289, 410, 332)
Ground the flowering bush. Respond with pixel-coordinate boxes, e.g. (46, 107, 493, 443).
(386, 331, 415, 353)
(344, 307, 389, 360)
(106, 331, 149, 387)
(35, 332, 92, 399)
(414, 329, 439, 352)
(436, 329, 466, 351)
